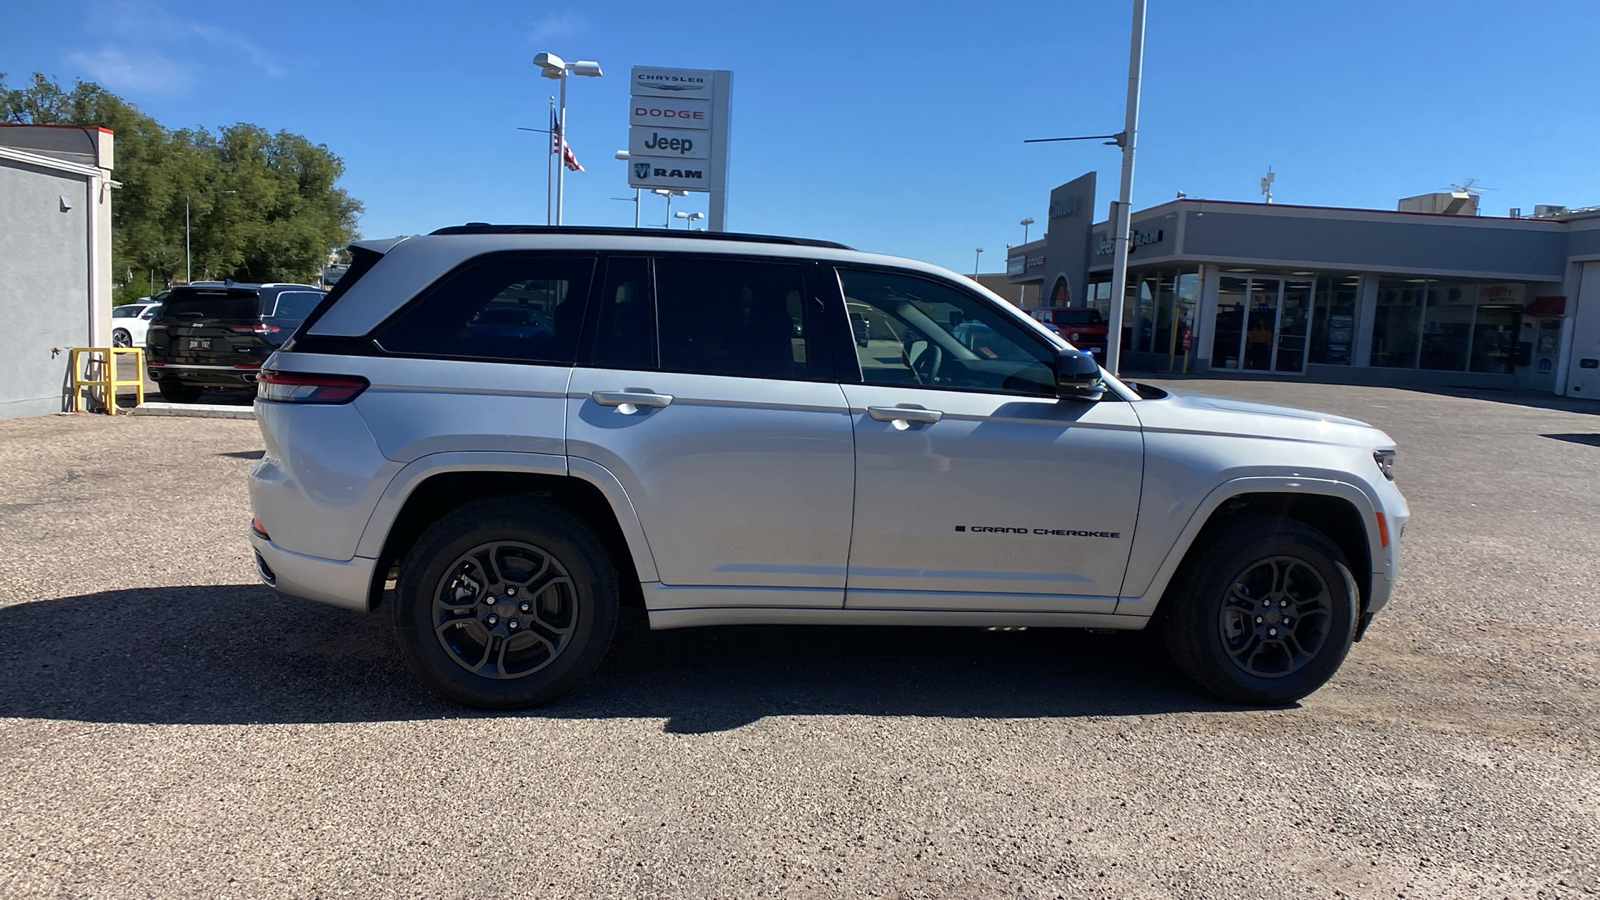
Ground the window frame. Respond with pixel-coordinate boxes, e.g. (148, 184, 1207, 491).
(824, 263, 1058, 396)
(575, 251, 839, 383)
(368, 250, 599, 366)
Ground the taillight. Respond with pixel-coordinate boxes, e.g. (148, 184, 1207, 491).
(229, 324, 281, 335)
(256, 369, 369, 404)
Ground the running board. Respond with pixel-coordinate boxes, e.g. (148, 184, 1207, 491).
(645, 606, 1150, 631)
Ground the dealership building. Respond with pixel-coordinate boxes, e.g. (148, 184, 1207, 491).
(1005, 173, 1600, 398)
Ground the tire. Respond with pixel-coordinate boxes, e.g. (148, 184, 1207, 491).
(112, 328, 132, 348)
(393, 497, 619, 709)
(1160, 514, 1358, 705)
(157, 380, 204, 402)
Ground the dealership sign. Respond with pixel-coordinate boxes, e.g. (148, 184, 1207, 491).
(628, 66, 731, 228)
(628, 126, 710, 160)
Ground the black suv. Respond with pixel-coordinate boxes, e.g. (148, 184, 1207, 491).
(146, 282, 325, 401)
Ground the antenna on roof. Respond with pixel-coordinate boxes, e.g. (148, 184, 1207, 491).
(1448, 178, 1496, 196)
(1259, 167, 1275, 204)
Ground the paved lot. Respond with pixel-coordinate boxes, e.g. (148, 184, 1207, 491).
(2, 380, 1597, 898)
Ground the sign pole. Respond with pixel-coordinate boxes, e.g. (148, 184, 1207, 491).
(1106, 0, 1146, 377)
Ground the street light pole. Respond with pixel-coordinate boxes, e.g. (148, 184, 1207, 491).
(1105, 0, 1147, 377)
(614, 151, 640, 227)
(185, 190, 235, 283)
(535, 53, 602, 227)
(1020, 217, 1035, 243)
(973, 247, 984, 274)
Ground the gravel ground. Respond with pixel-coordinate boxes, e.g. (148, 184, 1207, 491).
(1, 380, 1597, 899)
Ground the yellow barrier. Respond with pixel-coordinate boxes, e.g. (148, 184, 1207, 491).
(69, 347, 145, 415)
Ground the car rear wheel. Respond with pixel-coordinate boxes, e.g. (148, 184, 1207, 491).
(394, 498, 618, 709)
(157, 380, 203, 402)
(1160, 514, 1357, 705)
(112, 328, 132, 348)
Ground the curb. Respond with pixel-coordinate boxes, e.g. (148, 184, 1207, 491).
(131, 402, 255, 420)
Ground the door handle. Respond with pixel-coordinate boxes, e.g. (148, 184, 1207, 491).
(592, 390, 673, 413)
(867, 405, 942, 426)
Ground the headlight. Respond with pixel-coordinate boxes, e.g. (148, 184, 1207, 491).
(1373, 449, 1396, 481)
(1069, 332, 1081, 342)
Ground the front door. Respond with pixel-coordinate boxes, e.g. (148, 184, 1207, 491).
(832, 267, 1144, 614)
(565, 255, 855, 609)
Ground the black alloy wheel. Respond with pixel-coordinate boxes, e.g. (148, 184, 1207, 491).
(394, 498, 618, 709)
(1161, 514, 1357, 705)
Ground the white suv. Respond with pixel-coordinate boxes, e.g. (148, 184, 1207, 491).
(247, 225, 1407, 709)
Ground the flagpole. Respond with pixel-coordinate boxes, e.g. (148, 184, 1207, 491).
(546, 96, 555, 226)
(555, 73, 568, 226)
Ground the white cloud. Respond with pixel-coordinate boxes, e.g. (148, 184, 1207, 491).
(64, 47, 192, 94)
(67, 0, 287, 94)
(530, 11, 584, 45)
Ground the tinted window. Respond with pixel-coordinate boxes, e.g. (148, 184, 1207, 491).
(589, 257, 653, 370)
(655, 257, 811, 379)
(112, 305, 143, 319)
(838, 268, 1054, 396)
(267, 291, 324, 321)
(378, 255, 594, 363)
(163, 289, 260, 321)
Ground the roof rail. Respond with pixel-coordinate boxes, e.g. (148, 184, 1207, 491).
(429, 223, 854, 251)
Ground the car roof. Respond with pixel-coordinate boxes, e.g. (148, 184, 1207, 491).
(311, 227, 1049, 340)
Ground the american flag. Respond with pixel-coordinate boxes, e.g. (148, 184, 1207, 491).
(552, 109, 583, 172)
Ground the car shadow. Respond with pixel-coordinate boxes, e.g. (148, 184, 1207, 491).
(0, 586, 1245, 732)
(1542, 433, 1600, 448)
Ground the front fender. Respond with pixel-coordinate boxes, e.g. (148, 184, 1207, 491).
(1115, 474, 1387, 618)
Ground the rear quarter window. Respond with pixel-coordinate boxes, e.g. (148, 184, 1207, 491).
(376, 254, 595, 364)
(266, 291, 325, 322)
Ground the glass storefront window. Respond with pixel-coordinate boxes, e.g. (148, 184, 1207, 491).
(1175, 271, 1199, 361)
(1085, 278, 1110, 317)
(1152, 271, 1176, 356)
(1418, 280, 1475, 371)
(1129, 272, 1156, 352)
(1212, 276, 1248, 369)
(1310, 274, 1359, 365)
(1371, 278, 1424, 368)
(1470, 283, 1525, 374)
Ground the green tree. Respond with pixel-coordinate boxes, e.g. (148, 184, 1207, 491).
(2, 72, 362, 302)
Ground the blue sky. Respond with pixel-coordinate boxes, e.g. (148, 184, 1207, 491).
(4, 0, 1598, 272)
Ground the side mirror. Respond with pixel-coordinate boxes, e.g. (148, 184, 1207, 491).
(1054, 347, 1105, 400)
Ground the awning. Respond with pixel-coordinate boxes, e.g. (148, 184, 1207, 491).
(1524, 296, 1565, 316)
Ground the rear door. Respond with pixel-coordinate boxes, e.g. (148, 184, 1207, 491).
(565, 254, 855, 610)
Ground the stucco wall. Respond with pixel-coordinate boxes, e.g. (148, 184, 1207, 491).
(0, 161, 91, 418)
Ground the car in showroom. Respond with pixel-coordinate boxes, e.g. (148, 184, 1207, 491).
(145, 282, 324, 401)
(246, 226, 1407, 710)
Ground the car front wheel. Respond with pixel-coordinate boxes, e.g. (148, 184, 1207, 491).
(1160, 514, 1358, 705)
(394, 498, 619, 709)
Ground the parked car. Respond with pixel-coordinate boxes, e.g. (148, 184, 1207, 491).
(1030, 306, 1109, 359)
(111, 297, 164, 348)
(248, 225, 1407, 710)
(145, 282, 325, 401)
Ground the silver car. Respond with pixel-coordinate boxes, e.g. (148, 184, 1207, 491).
(247, 225, 1408, 709)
